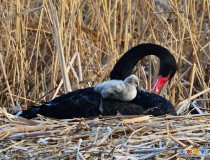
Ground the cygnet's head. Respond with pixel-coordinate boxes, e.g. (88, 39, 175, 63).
(124, 75, 139, 87)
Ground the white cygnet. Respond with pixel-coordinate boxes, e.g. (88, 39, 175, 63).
(94, 75, 139, 101)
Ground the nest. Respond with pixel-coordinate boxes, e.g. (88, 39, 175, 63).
(1, 109, 210, 159)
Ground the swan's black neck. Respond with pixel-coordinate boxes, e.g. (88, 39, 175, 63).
(110, 43, 177, 80)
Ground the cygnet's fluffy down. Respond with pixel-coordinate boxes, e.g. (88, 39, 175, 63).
(94, 75, 139, 101)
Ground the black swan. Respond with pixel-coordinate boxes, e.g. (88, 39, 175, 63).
(94, 75, 139, 101)
(17, 43, 177, 119)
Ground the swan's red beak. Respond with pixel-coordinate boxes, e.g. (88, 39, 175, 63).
(153, 74, 170, 94)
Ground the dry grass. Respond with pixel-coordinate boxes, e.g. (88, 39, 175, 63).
(1, 111, 210, 159)
(0, 0, 209, 159)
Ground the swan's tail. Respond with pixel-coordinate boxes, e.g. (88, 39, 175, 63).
(16, 106, 40, 119)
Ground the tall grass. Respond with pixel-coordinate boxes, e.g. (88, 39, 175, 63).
(0, 0, 209, 113)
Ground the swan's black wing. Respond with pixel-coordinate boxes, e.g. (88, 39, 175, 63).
(18, 88, 176, 119)
(17, 87, 145, 119)
(132, 89, 177, 116)
(101, 89, 176, 116)
(18, 88, 102, 119)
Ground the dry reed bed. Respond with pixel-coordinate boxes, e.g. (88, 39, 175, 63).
(0, 111, 210, 159)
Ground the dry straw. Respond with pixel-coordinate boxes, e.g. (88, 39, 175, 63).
(0, 111, 210, 159)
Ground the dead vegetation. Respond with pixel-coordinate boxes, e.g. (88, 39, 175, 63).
(0, 0, 209, 159)
(1, 112, 210, 159)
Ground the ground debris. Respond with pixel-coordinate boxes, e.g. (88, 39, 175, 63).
(0, 112, 210, 159)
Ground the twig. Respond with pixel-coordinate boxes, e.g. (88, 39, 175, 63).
(0, 124, 46, 140)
